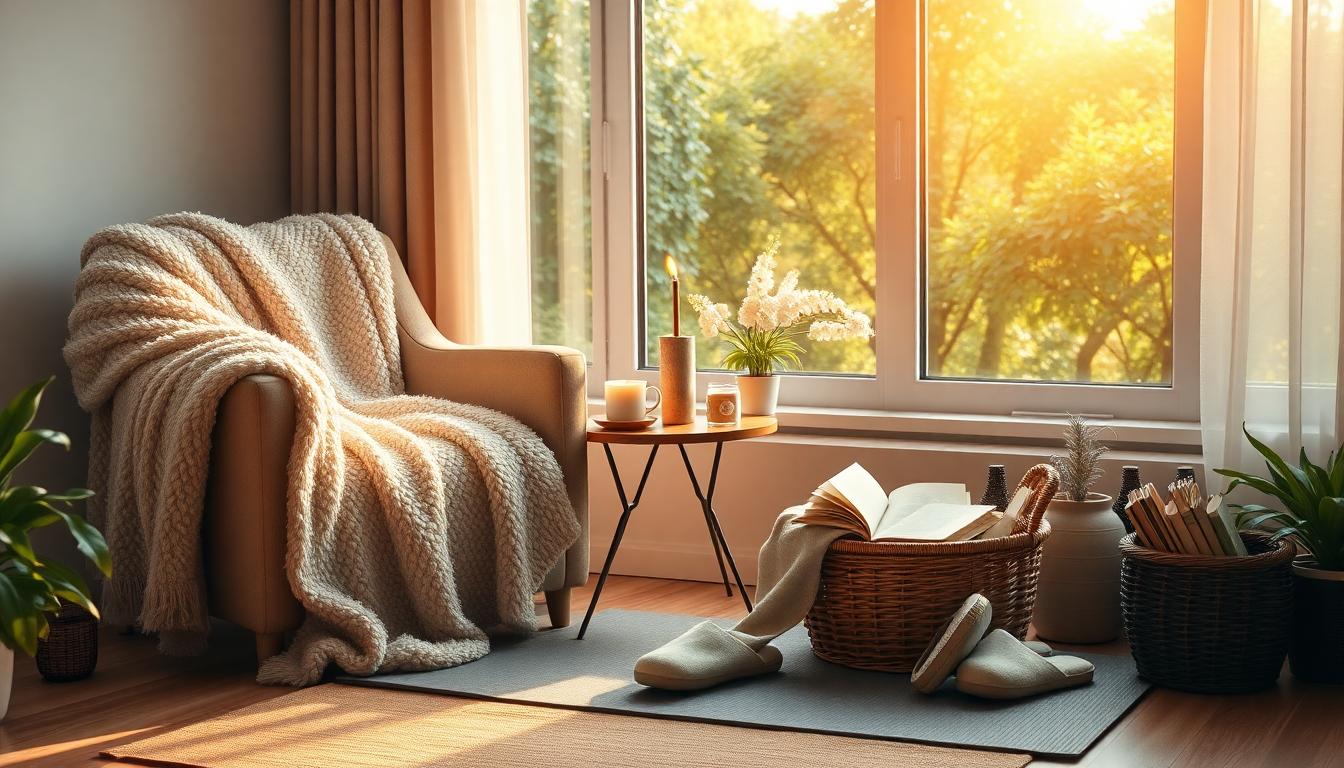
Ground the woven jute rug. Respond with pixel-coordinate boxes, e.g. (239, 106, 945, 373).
(102, 684, 1030, 768)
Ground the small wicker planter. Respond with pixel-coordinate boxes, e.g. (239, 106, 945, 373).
(805, 464, 1057, 673)
(36, 603, 99, 682)
(1120, 532, 1293, 694)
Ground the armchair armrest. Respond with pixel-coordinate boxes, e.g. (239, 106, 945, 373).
(385, 233, 589, 587)
(400, 336, 589, 587)
(401, 337, 587, 450)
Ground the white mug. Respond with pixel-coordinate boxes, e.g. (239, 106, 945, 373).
(604, 380, 662, 422)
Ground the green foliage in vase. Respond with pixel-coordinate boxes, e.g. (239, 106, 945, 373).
(0, 377, 110, 655)
(1051, 414, 1109, 502)
(1215, 425, 1344, 571)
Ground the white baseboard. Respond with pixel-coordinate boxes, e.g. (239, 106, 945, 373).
(591, 538, 759, 585)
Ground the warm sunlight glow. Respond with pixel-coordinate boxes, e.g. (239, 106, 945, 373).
(1083, 0, 1172, 37)
(746, 0, 834, 17)
(665, 254, 678, 279)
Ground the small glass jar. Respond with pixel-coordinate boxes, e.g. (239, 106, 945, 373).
(706, 382, 740, 425)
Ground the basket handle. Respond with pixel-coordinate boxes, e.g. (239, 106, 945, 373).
(1010, 463, 1059, 536)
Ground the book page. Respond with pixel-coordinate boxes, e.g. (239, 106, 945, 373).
(875, 483, 970, 535)
(812, 463, 889, 537)
(874, 503, 999, 542)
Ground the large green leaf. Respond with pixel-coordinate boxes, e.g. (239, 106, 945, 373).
(53, 508, 111, 577)
(1302, 447, 1334, 499)
(0, 524, 37, 564)
(0, 485, 46, 525)
(1329, 449, 1344, 494)
(1238, 509, 1301, 532)
(1217, 470, 1296, 508)
(1317, 497, 1344, 569)
(45, 488, 94, 503)
(0, 429, 71, 486)
(33, 560, 98, 619)
(1242, 424, 1311, 504)
(0, 571, 37, 655)
(0, 377, 51, 461)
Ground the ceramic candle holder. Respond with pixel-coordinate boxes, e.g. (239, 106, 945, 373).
(659, 335, 695, 425)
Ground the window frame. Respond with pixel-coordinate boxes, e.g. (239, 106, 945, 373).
(589, 0, 1204, 421)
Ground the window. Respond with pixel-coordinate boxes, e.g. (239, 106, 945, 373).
(558, 0, 1201, 419)
(922, 0, 1177, 386)
(528, 0, 594, 359)
(639, 0, 876, 375)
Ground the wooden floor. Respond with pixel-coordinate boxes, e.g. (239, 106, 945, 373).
(2, 575, 1341, 767)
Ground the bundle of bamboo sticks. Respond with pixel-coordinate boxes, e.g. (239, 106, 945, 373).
(1123, 478, 1249, 556)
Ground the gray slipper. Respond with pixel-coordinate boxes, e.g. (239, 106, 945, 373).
(634, 621, 783, 691)
(1024, 639, 1053, 656)
(955, 629, 1094, 699)
(911, 594, 993, 693)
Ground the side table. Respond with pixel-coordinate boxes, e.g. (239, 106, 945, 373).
(579, 415, 778, 638)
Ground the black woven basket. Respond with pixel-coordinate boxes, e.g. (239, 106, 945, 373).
(36, 603, 99, 682)
(1120, 532, 1293, 694)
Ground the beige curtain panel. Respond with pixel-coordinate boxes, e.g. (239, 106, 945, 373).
(291, 0, 532, 343)
(290, 0, 436, 314)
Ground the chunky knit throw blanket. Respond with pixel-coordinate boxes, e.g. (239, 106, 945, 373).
(64, 213, 579, 685)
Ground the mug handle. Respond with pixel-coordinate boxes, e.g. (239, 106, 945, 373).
(644, 386, 662, 416)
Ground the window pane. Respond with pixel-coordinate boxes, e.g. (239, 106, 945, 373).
(923, 0, 1176, 385)
(640, 0, 876, 375)
(529, 0, 592, 357)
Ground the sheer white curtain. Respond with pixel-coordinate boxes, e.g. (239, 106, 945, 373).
(1201, 0, 1344, 473)
(431, 0, 533, 345)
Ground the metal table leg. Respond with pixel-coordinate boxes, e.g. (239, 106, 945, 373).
(679, 442, 753, 612)
(577, 443, 659, 639)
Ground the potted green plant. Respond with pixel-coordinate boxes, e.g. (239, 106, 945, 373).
(687, 238, 873, 416)
(0, 377, 110, 719)
(1034, 414, 1126, 643)
(1215, 425, 1344, 683)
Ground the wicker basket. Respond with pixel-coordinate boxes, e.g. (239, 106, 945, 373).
(36, 603, 99, 682)
(1120, 532, 1293, 694)
(804, 463, 1058, 673)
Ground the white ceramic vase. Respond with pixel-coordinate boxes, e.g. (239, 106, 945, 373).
(736, 374, 780, 416)
(1033, 492, 1125, 643)
(0, 644, 12, 721)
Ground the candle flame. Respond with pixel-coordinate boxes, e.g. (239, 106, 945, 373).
(664, 254, 678, 280)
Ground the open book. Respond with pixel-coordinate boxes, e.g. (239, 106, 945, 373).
(798, 463, 1030, 542)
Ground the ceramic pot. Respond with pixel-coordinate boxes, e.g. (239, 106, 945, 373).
(736, 374, 780, 416)
(0, 644, 12, 721)
(1289, 559, 1344, 683)
(1033, 492, 1124, 643)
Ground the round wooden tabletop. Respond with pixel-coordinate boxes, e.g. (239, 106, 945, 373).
(587, 415, 778, 445)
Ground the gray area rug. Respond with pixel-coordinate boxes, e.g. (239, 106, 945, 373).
(336, 609, 1149, 757)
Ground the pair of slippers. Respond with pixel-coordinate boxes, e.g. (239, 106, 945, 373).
(911, 594, 1094, 699)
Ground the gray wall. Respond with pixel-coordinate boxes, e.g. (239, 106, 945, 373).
(0, 0, 289, 560)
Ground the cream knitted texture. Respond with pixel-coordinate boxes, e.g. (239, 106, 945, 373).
(64, 213, 580, 686)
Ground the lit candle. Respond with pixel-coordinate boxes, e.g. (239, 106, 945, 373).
(604, 379, 652, 422)
(665, 254, 680, 337)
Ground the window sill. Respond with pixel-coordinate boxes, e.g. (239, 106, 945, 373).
(586, 398, 1202, 452)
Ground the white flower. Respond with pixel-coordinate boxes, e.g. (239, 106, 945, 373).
(738, 239, 781, 331)
(688, 235, 873, 371)
(689, 294, 733, 338)
(806, 307, 873, 342)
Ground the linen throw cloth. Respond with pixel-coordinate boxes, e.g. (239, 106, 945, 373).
(64, 213, 580, 685)
(635, 508, 846, 686)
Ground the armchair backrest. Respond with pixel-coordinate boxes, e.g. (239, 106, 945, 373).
(378, 232, 460, 361)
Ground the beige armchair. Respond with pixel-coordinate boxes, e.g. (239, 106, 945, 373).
(191, 234, 588, 662)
